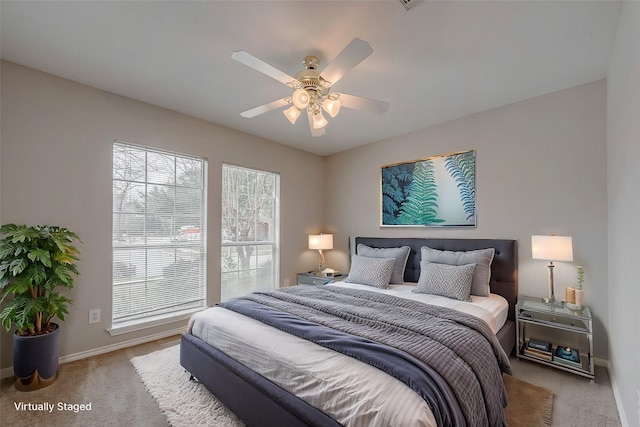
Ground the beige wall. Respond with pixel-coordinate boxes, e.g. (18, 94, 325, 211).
(607, 2, 640, 426)
(325, 80, 609, 359)
(0, 61, 326, 370)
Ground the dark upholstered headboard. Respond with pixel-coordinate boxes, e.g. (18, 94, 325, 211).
(355, 237, 518, 321)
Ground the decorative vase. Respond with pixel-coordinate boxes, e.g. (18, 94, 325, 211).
(567, 289, 585, 311)
(574, 289, 585, 310)
(13, 323, 60, 391)
(565, 287, 576, 304)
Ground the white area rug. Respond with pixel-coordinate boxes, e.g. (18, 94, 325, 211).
(131, 345, 244, 427)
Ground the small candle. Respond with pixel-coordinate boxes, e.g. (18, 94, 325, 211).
(565, 287, 576, 304)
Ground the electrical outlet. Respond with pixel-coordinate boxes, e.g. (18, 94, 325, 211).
(283, 277, 290, 287)
(89, 309, 101, 324)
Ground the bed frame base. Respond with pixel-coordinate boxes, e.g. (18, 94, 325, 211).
(496, 320, 515, 356)
(180, 333, 340, 427)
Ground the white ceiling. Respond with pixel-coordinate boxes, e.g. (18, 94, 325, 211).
(0, 1, 621, 156)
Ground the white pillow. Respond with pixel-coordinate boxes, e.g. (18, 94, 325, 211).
(421, 246, 495, 297)
(414, 261, 476, 301)
(346, 255, 396, 289)
(357, 244, 410, 284)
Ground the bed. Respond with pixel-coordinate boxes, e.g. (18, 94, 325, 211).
(180, 237, 518, 427)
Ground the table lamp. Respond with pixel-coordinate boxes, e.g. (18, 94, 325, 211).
(532, 235, 573, 307)
(308, 234, 333, 272)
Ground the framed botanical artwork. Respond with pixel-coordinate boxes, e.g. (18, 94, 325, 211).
(381, 150, 476, 227)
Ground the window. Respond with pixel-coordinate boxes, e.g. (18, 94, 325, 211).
(221, 164, 279, 301)
(112, 142, 207, 331)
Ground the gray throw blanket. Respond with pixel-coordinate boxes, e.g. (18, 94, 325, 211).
(239, 285, 511, 426)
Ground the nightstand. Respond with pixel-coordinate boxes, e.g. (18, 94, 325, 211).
(297, 272, 347, 286)
(516, 295, 594, 379)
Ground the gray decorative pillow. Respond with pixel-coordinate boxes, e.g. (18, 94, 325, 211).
(420, 246, 495, 297)
(357, 244, 411, 284)
(346, 255, 395, 289)
(414, 261, 476, 301)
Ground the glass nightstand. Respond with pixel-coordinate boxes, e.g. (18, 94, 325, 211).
(516, 295, 594, 379)
(297, 272, 347, 286)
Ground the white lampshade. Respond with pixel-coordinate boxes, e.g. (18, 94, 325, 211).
(322, 97, 341, 118)
(312, 110, 328, 129)
(531, 235, 573, 261)
(283, 105, 301, 124)
(309, 234, 333, 250)
(292, 88, 310, 109)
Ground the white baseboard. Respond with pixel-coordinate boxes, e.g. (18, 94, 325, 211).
(1, 327, 184, 380)
(594, 356, 608, 367)
(606, 360, 630, 427)
(1, 367, 12, 379)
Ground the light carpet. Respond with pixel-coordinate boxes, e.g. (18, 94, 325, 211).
(132, 345, 554, 427)
(131, 345, 243, 427)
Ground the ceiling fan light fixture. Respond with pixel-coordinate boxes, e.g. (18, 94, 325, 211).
(233, 38, 388, 137)
(292, 88, 310, 109)
(322, 97, 341, 118)
(312, 110, 328, 130)
(283, 105, 301, 124)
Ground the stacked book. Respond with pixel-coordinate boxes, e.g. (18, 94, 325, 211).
(523, 338, 553, 361)
(554, 346, 582, 369)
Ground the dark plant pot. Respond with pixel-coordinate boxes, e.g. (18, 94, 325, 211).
(13, 323, 60, 391)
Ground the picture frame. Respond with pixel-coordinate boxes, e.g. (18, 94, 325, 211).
(381, 150, 476, 227)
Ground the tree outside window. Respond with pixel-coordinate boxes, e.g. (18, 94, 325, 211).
(221, 164, 279, 301)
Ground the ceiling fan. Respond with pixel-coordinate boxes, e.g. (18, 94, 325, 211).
(231, 38, 389, 137)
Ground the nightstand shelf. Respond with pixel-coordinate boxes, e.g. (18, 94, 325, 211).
(297, 272, 347, 286)
(516, 295, 594, 379)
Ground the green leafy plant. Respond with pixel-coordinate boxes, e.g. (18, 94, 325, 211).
(444, 151, 476, 221)
(397, 160, 444, 225)
(576, 266, 585, 291)
(381, 163, 415, 225)
(0, 224, 80, 335)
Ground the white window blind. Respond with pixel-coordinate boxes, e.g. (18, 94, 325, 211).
(221, 164, 279, 301)
(112, 142, 207, 328)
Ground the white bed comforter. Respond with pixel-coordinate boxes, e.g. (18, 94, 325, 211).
(187, 282, 508, 427)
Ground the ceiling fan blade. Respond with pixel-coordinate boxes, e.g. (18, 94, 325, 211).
(307, 110, 326, 137)
(232, 50, 296, 86)
(321, 38, 373, 86)
(240, 98, 289, 118)
(338, 93, 389, 114)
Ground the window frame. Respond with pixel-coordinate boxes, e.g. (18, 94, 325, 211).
(110, 141, 207, 335)
(220, 163, 280, 302)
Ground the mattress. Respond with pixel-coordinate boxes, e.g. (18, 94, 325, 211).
(187, 282, 509, 427)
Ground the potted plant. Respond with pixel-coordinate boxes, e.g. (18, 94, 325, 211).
(0, 224, 80, 391)
(575, 265, 585, 290)
(566, 265, 585, 311)
(573, 266, 586, 310)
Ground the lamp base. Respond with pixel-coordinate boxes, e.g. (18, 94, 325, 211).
(318, 250, 326, 272)
(542, 297, 565, 308)
(542, 262, 565, 308)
